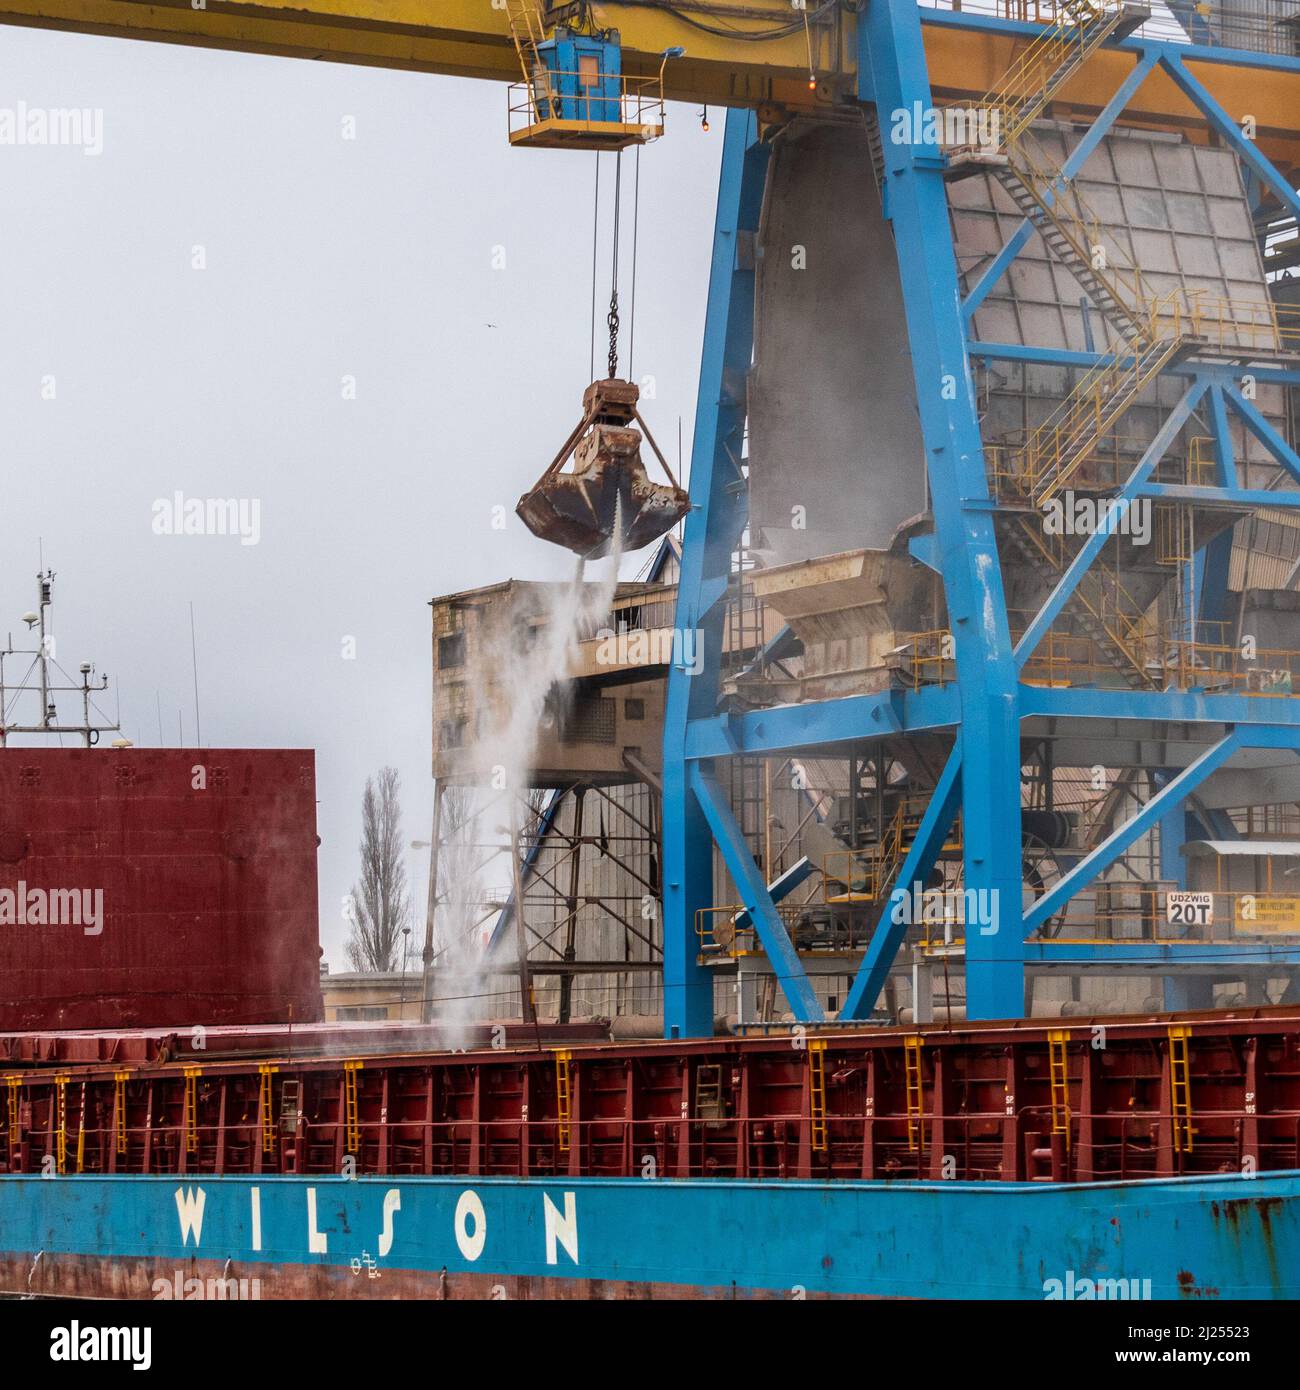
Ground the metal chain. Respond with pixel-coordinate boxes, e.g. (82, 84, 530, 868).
(607, 290, 619, 380)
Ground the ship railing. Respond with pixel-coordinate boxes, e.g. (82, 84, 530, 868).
(695, 886, 1300, 957)
(31, 1104, 1300, 1184)
(699, 886, 1300, 958)
(924, 887, 1300, 947)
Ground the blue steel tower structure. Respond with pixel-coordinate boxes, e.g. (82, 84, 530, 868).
(662, 0, 1300, 1038)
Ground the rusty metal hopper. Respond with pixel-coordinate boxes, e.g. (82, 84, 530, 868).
(516, 378, 689, 559)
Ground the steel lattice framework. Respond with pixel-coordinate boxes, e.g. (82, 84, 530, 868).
(662, 0, 1300, 1036)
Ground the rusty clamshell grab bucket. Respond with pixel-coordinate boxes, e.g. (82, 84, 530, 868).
(515, 378, 690, 559)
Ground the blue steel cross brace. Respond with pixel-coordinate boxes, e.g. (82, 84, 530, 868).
(661, 111, 771, 1039)
(663, 4, 1026, 1035)
(858, 0, 1024, 1019)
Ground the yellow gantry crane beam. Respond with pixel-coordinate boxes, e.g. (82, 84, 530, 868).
(0, 0, 829, 106)
(0, 2, 1296, 162)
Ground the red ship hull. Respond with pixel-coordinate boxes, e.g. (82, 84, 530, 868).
(0, 748, 322, 1030)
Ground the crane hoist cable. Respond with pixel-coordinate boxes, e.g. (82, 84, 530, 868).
(589, 145, 639, 381)
(589, 152, 601, 381)
(519, 139, 683, 558)
(609, 148, 644, 381)
(801, 4, 817, 89)
(607, 149, 622, 380)
(628, 143, 641, 382)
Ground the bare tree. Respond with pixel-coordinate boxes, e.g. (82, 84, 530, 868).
(346, 766, 411, 972)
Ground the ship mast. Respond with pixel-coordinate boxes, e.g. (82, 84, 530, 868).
(0, 569, 120, 749)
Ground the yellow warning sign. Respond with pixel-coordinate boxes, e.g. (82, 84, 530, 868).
(1233, 895, 1300, 935)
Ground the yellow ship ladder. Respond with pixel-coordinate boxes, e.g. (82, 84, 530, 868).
(183, 1066, 202, 1155)
(1168, 1025, 1194, 1154)
(904, 1035, 925, 1153)
(555, 1049, 573, 1153)
(343, 1060, 363, 1155)
(809, 1039, 828, 1154)
(4, 1075, 20, 1152)
(76, 1081, 87, 1173)
(258, 1064, 278, 1155)
(54, 1073, 69, 1175)
(1048, 1030, 1071, 1151)
(113, 1071, 130, 1156)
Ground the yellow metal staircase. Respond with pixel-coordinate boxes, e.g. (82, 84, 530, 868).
(877, 800, 914, 896)
(947, 2, 1199, 513)
(946, 1, 1208, 693)
(951, 1, 1142, 160)
(824, 798, 962, 904)
(993, 135, 1148, 339)
(989, 109, 1197, 504)
(988, 162, 1188, 687)
(1016, 317, 1193, 504)
(990, 133, 1204, 507)
(1006, 516, 1162, 687)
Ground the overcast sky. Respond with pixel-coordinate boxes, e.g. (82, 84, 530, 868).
(0, 26, 721, 967)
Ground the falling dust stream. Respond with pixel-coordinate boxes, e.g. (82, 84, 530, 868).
(432, 500, 627, 1042)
